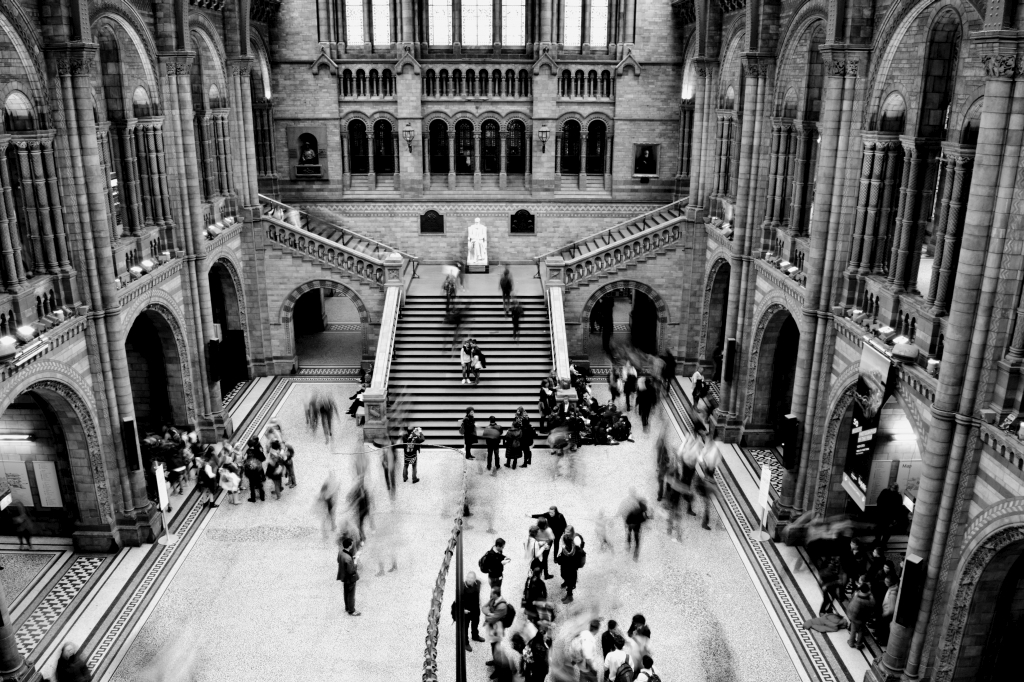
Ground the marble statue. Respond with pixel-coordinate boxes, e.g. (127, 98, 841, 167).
(467, 218, 488, 267)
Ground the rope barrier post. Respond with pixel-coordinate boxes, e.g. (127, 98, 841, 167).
(455, 515, 467, 682)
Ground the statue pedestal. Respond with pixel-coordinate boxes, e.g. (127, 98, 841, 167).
(466, 218, 489, 273)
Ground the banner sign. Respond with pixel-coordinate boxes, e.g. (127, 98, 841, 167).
(842, 341, 897, 509)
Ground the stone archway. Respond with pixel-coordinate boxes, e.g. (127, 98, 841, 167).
(814, 376, 858, 515)
(0, 370, 115, 545)
(579, 280, 670, 355)
(124, 304, 195, 432)
(280, 279, 371, 360)
(700, 258, 731, 375)
(744, 303, 800, 441)
(935, 522, 1024, 682)
(209, 258, 250, 394)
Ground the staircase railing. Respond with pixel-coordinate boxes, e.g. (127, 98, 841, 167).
(259, 194, 420, 282)
(533, 197, 688, 269)
(540, 257, 577, 402)
(362, 253, 404, 443)
(561, 208, 688, 289)
(264, 213, 390, 288)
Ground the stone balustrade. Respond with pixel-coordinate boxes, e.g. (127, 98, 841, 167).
(562, 215, 685, 289)
(264, 215, 388, 288)
(361, 252, 405, 443)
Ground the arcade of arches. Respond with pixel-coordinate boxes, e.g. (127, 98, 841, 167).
(0, 1, 1022, 682)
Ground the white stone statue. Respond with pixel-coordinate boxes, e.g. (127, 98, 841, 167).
(467, 218, 488, 266)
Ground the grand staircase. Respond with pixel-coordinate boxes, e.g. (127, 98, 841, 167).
(388, 294, 552, 449)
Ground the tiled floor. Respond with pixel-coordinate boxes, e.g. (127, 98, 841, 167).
(0, 551, 57, 609)
(103, 380, 802, 682)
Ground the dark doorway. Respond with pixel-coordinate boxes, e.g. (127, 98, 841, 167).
(768, 316, 800, 430)
(373, 120, 395, 174)
(429, 120, 449, 174)
(507, 120, 527, 174)
(455, 120, 474, 174)
(585, 120, 607, 175)
(209, 262, 249, 396)
(631, 291, 659, 355)
(561, 120, 582, 174)
(125, 310, 188, 432)
(481, 120, 500, 173)
(348, 120, 369, 174)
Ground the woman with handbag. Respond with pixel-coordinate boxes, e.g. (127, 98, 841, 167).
(459, 407, 478, 459)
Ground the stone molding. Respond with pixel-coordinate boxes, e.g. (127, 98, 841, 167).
(827, 59, 859, 77)
(980, 53, 1022, 78)
(278, 279, 371, 357)
(815, 373, 858, 514)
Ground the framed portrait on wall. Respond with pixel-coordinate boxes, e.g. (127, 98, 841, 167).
(632, 144, 660, 177)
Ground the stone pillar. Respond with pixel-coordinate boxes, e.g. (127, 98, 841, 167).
(153, 125, 175, 248)
(843, 141, 878, 300)
(134, 126, 154, 226)
(687, 62, 709, 212)
(622, 0, 635, 45)
(772, 125, 792, 228)
(27, 142, 60, 274)
(367, 131, 377, 189)
(887, 139, 924, 290)
(447, 130, 456, 189)
(581, 0, 592, 48)
(869, 50, 1022, 682)
(540, 0, 552, 43)
(214, 114, 231, 195)
(0, 137, 25, 290)
(473, 132, 482, 189)
(763, 123, 782, 233)
(712, 115, 726, 197)
(117, 122, 144, 236)
(924, 153, 955, 307)
(13, 144, 43, 270)
(494, 0, 503, 48)
(860, 140, 894, 274)
(787, 124, 812, 236)
(234, 59, 261, 206)
(932, 154, 972, 315)
(872, 143, 901, 274)
(401, 0, 415, 42)
(453, 0, 463, 47)
(579, 132, 588, 190)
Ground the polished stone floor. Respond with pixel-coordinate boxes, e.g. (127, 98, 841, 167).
(104, 380, 801, 682)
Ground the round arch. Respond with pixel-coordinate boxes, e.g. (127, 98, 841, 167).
(0, 366, 115, 528)
(700, 257, 731, 366)
(0, 10, 46, 108)
(744, 301, 802, 429)
(90, 9, 160, 108)
(279, 279, 371, 357)
(814, 372, 859, 514)
(579, 280, 670, 354)
(123, 301, 197, 429)
(208, 257, 251, 394)
(934, 521, 1024, 682)
(770, 1, 828, 105)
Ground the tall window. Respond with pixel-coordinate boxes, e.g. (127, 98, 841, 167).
(462, 0, 492, 46)
(503, 0, 527, 46)
(372, 0, 391, 44)
(429, 0, 453, 45)
(563, 0, 583, 47)
(589, 0, 608, 46)
(345, 0, 364, 45)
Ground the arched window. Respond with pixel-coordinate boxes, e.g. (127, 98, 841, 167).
(348, 120, 369, 173)
(429, 120, 450, 173)
(345, 0, 364, 45)
(2, 92, 35, 131)
(507, 120, 527, 174)
(462, 0, 492, 46)
(382, 70, 394, 96)
(356, 70, 367, 96)
(587, 71, 598, 97)
(561, 71, 572, 97)
(481, 120, 500, 173)
(439, 70, 450, 97)
(505, 70, 516, 97)
(373, 120, 395, 173)
(492, 70, 502, 96)
(564, 0, 583, 47)
(561, 121, 582, 174)
(453, 69, 463, 96)
(466, 69, 476, 96)
(372, 0, 392, 44)
(479, 70, 489, 96)
(586, 120, 606, 174)
(429, 0, 453, 45)
(589, 0, 609, 46)
(574, 71, 585, 98)
(600, 71, 612, 97)
(132, 87, 153, 118)
(424, 70, 437, 97)
(369, 70, 380, 96)
(455, 120, 474, 174)
(518, 70, 530, 97)
(343, 70, 354, 96)
(503, 0, 527, 45)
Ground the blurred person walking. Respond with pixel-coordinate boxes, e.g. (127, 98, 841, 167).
(500, 265, 514, 314)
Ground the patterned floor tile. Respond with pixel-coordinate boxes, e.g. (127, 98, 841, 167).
(16, 556, 104, 656)
(747, 447, 785, 495)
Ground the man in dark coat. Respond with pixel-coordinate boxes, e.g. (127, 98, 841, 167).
(532, 506, 567, 551)
(500, 266, 514, 314)
(337, 537, 361, 616)
(460, 571, 485, 649)
(56, 642, 92, 682)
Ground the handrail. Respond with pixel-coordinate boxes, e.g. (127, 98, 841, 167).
(548, 286, 572, 385)
(264, 214, 388, 288)
(359, 253, 404, 444)
(258, 193, 420, 264)
(532, 196, 688, 265)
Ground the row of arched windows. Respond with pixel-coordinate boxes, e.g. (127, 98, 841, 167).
(559, 70, 613, 98)
(423, 69, 530, 98)
(424, 119, 529, 174)
(341, 69, 397, 97)
(559, 120, 608, 175)
(346, 119, 397, 174)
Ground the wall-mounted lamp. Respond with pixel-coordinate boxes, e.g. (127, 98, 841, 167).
(539, 125, 550, 153)
(403, 122, 415, 152)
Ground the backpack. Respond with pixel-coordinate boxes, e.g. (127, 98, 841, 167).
(478, 551, 491, 573)
(614, 659, 634, 682)
(244, 456, 262, 472)
(637, 671, 661, 682)
(501, 602, 516, 628)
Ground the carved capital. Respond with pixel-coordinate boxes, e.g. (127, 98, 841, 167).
(160, 52, 195, 76)
(57, 56, 95, 76)
(228, 58, 255, 77)
(981, 54, 1017, 78)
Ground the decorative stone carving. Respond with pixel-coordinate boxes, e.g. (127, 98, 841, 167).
(744, 303, 788, 423)
(57, 57, 95, 76)
(815, 381, 858, 515)
(981, 54, 1017, 78)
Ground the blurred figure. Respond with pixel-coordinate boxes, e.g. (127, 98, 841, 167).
(500, 265, 514, 314)
(402, 426, 425, 483)
(594, 509, 614, 554)
(443, 270, 458, 312)
(319, 471, 340, 537)
(135, 632, 198, 682)
(696, 439, 721, 531)
(511, 298, 525, 342)
(56, 642, 91, 682)
(460, 571, 485, 648)
(446, 305, 467, 353)
(318, 393, 338, 443)
(12, 500, 36, 549)
(620, 488, 651, 561)
(622, 361, 638, 412)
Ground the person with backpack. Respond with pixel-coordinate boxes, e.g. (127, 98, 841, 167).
(244, 440, 266, 503)
(402, 426, 424, 483)
(604, 633, 634, 682)
(555, 530, 585, 604)
(479, 538, 511, 589)
(635, 655, 660, 682)
(531, 506, 567, 557)
(482, 587, 513, 665)
(460, 407, 478, 459)
(621, 489, 651, 561)
(266, 442, 286, 500)
(504, 423, 522, 469)
(470, 342, 488, 385)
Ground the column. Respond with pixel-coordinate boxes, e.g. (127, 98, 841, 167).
(118, 123, 143, 235)
(604, 133, 613, 176)
(96, 129, 119, 242)
(579, 132, 588, 190)
(392, 131, 401, 188)
(134, 126, 154, 226)
(13, 144, 43, 269)
(28, 142, 59, 274)
(772, 126, 792, 228)
(363, 0, 373, 46)
(909, 151, 940, 294)
(235, 59, 260, 206)
(401, 0, 415, 42)
(447, 130, 456, 189)
(493, 0, 502, 47)
(453, 0, 463, 47)
(931, 155, 971, 315)
(872, 144, 901, 273)
(367, 131, 377, 189)
(925, 154, 954, 306)
(712, 116, 725, 196)
(153, 126, 175, 246)
(582, 0, 592, 47)
(788, 125, 811, 236)
(845, 141, 877, 283)
(888, 141, 922, 290)
(860, 141, 892, 274)
(0, 138, 24, 289)
(554, 132, 561, 173)
(40, 141, 70, 272)
(215, 115, 231, 195)
(763, 124, 782, 231)
(622, 0, 635, 44)
(474, 132, 482, 189)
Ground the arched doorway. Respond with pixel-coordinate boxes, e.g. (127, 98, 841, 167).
(481, 120, 500, 173)
(561, 121, 582, 174)
(291, 286, 365, 370)
(585, 120, 607, 175)
(584, 282, 666, 363)
(0, 388, 88, 538)
(125, 309, 190, 434)
(455, 120, 474, 174)
(373, 120, 395, 174)
(429, 120, 449, 174)
(704, 261, 731, 380)
(348, 120, 369, 174)
(507, 120, 527, 174)
(209, 261, 249, 396)
(747, 306, 800, 443)
(941, 529, 1024, 682)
